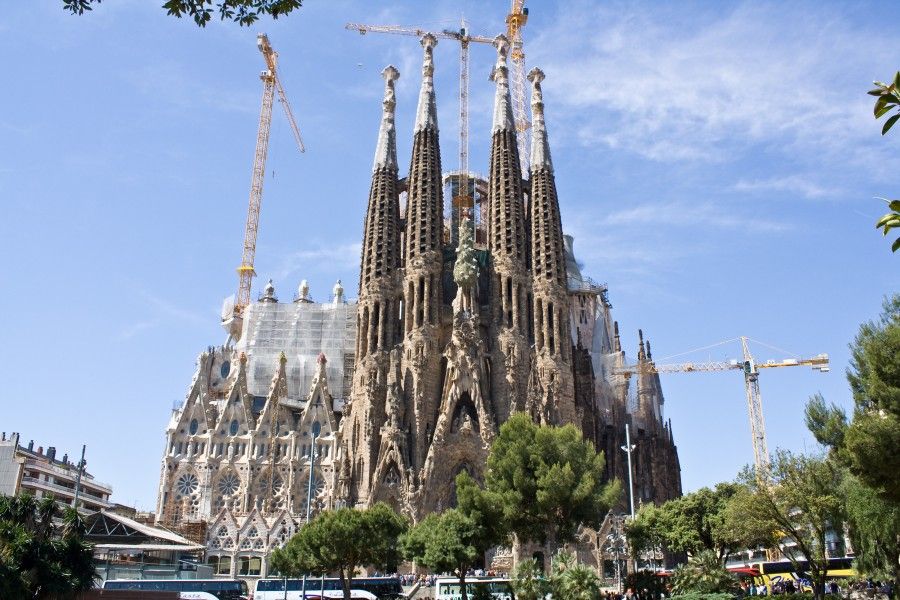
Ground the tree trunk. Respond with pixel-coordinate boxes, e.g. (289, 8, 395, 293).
(340, 569, 352, 600)
(813, 569, 825, 600)
(546, 529, 559, 571)
(459, 570, 468, 600)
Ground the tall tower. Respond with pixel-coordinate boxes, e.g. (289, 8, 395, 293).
(527, 68, 576, 425)
(487, 35, 531, 422)
(344, 65, 403, 506)
(401, 34, 446, 469)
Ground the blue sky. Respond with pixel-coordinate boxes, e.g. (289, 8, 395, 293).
(1, 0, 897, 510)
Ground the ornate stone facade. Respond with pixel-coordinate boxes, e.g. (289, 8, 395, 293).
(339, 36, 682, 522)
(157, 33, 682, 582)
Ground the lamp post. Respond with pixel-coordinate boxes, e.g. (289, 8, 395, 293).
(299, 420, 321, 600)
(621, 423, 636, 519)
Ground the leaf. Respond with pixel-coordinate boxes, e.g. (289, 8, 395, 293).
(882, 113, 900, 135)
(894, 72, 900, 90)
(888, 200, 900, 212)
(874, 96, 889, 116)
(893, 237, 900, 252)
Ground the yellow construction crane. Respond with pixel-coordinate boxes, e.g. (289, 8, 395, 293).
(345, 21, 494, 219)
(234, 33, 305, 318)
(506, 0, 530, 173)
(616, 336, 829, 481)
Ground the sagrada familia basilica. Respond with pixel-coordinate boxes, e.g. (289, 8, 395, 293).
(155, 34, 681, 580)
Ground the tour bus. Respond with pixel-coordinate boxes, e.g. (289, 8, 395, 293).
(435, 577, 515, 600)
(734, 558, 855, 591)
(102, 579, 249, 599)
(254, 576, 403, 600)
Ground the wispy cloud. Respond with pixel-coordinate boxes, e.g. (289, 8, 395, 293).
(733, 176, 836, 199)
(121, 61, 257, 115)
(602, 201, 791, 233)
(116, 289, 208, 340)
(530, 1, 896, 177)
(272, 242, 362, 281)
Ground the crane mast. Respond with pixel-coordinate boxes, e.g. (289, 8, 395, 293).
(234, 33, 305, 321)
(345, 22, 494, 232)
(617, 336, 830, 482)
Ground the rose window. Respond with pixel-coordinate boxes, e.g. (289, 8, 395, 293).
(257, 474, 284, 496)
(176, 473, 199, 496)
(218, 472, 240, 496)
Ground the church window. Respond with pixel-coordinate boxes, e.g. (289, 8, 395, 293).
(218, 526, 228, 537)
(209, 555, 231, 575)
(254, 539, 264, 550)
(189, 419, 199, 435)
(238, 556, 261, 576)
(247, 526, 258, 538)
(176, 442, 183, 455)
(175, 473, 199, 496)
(240, 538, 252, 550)
(221, 360, 231, 378)
(218, 472, 240, 496)
(229, 420, 239, 436)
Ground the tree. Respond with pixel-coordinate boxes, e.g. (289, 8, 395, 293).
(627, 483, 741, 563)
(510, 558, 550, 600)
(269, 503, 407, 600)
(805, 294, 900, 501)
(484, 412, 621, 558)
(0, 493, 97, 599)
(61, 0, 303, 27)
(868, 73, 900, 251)
(803, 296, 900, 587)
(402, 472, 506, 600)
(549, 551, 600, 600)
(670, 550, 740, 596)
(724, 451, 845, 600)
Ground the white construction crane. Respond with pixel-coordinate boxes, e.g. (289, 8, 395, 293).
(234, 33, 305, 320)
(345, 21, 494, 218)
(616, 336, 830, 481)
(506, 0, 530, 173)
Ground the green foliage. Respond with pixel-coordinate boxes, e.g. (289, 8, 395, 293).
(875, 199, 900, 253)
(869, 74, 900, 251)
(841, 474, 900, 584)
(869, 73, 900, 135)
(549, 551, 600, 600)
(61, 0, 303, 27)
(270, 503, 407, 600)
(627, 483, 740, 562)
(725, 452, 844, 600)
(401, 510, 482, 600)
(804, 296, 900, 586)
(510, 558, 550, 600)
(485, 412, 621, 553)
(670, 550, 740, 595)
(669, 593, 735, 600)
(0, 494, 97, 599)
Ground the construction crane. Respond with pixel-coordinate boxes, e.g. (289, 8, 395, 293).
(234, 33, 305, 318)
(506, 0, 530, 173)
(616, 336, 830, 481)
(345, 21, 494, 222)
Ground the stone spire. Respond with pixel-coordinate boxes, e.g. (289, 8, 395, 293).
(373, 65, 399, 172)
(414, 34, 438, 133)
(488, 34, 527, 267)
(358, 65, 402, 358)
(528, 67, 567, 290)
(404, 35, 444, 266)
(491, 35, 515, 134)
(487, 34, 529, 424)
(638, 329, 647, 362)
(528, 67, 552, 172)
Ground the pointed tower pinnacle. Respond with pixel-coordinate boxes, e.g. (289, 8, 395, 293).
(373, 65, 400, 172)
(638, 329, 647, 362)
(491, 35, 515, 133)
(528, 67, 552, 172)
(414, 34, 438, 134)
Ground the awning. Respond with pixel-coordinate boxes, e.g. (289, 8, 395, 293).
(94, 543, 205, 552)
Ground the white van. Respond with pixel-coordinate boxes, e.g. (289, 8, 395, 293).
(435, 577, 515, 600)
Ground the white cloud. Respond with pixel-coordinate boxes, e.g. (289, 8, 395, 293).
(733, 175, 836, 199)
(602, 201, 791, 233)
(272, 242, 362, 281)
(529, 1, 896, 176)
